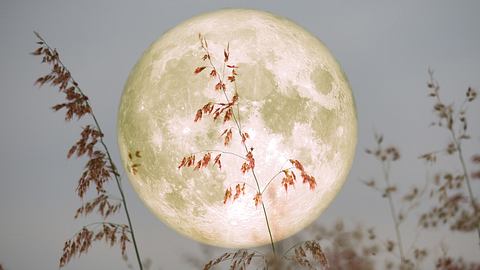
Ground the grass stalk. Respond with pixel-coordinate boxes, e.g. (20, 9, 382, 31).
(381, 161, 406, 262)
(34, 32, 144, 270)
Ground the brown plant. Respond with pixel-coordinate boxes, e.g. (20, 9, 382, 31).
(191, 68, 479, 270)
(32, 32, 143, 269)
(305, 221, 379, 270)
(363, 133, 435, 270)
(177, 34, 317, 255)
(31, 29, 480, 270)
(203, 250, 261, 270)
(60, 223, 130, 267)
(419, 70, 479, 244)
(435, 256, 480, 270)
(198, 238, 330, 270)
(364, 134, 408, 265)
(287, 240, 329, 269)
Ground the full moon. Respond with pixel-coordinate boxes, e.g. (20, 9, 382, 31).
(118, 9, 357, 248)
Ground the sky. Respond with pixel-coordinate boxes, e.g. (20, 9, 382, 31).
(1, 1, 480, 269)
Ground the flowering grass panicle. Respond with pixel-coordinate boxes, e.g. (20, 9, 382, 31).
(419, 70, 479, 243)
(177, 34, 324, 269)
(32, 32, 143, 270)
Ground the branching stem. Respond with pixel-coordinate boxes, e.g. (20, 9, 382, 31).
(450, 130, 480, 246)
(429, 70, 480, 245)
(190, 149, 247, 161)
(381, 160, 406, 263)
(223, 81, 277, 255)
(200, 38, 277, 254)
(261, 166, 296, 194)
(35, 32, 144, 270)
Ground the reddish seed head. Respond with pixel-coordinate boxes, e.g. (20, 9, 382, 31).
(194, 66, 207, 74)
(253, 193, 262, 207)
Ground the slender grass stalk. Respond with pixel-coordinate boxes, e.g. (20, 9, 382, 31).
(202, 40, 277, 255)
(185, 36, 317, 262)
(83, 88, 143, 270)
(429, 70, 480, 245)
(366, 136, 407, 265)
(381, 161, 406, 263)
(221, 74, 276, 255)
(450, 128, 480, 246)
(34, 32, 143, 270)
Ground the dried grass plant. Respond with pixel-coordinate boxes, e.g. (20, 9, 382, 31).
(178, 34, 327, 270)
(192, 70, 480, 269)
(178, 34, 317, 255)
(304, 221, 378, 270)
(419, 71, 480, 269)
(31, 31, 480, 270)
(419, 70, 480, 241)
(32, 32, 144, 270)
(360, 71, 480, 270)
(187, 221, 378, 270)
(364, 135, 429, 269)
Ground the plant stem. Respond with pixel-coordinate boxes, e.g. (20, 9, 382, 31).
(35, 32, 144, 270)
(261, 166, 296, 194)
(381, 161, 406, 263)
(80, 93, 144, 270)
(254, 170, 277, 255)
(450, 131, 480, 246)
(201, 38, 276, 255)
(190, 149, 247, 161)
(430, 72, 480, 246)
(224, 89, 276, 255)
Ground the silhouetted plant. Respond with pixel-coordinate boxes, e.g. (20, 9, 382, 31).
(419, 70, 479, 244)
(189, 221, 378, 270)
(305, 221, 379, 270)
(364, 135, 420, 269)
(203, 250, 263, 270)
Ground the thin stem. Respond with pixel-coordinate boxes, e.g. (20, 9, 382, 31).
(429, 71, 480, 245)
(254, 170, 276, 255)
(82, 221, 129, 229)
(189, 149, 247, 161)
(35, 32, 144, 270)
(399, 170, 431, 223)
(261, 166, 296, 194)
(234, 80, 242, 132)
(224, 88, 276, 254)
(222, 86, 276, 255)
(216, 253, 266, 267)
(200, 37, 276, 254)
(81, 89, 144, 270)
(381, 160, 406, 263)
(281, 241, 303, 259)
(450, 131, 480, 245)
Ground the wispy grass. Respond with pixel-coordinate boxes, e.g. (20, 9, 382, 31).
(32, 32, 143, 270)
(31, 31, 479, 270)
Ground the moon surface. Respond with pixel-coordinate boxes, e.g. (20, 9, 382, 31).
(117, 9, 357, 248)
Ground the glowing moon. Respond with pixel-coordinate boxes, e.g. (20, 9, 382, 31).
(118, 9, 357, 248)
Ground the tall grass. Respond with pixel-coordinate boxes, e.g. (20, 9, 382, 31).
(32, 32, 479, 270)
(32, 32, 143, 270)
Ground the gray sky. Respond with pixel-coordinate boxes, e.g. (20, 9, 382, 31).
(1, 0, 480, 269)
